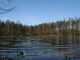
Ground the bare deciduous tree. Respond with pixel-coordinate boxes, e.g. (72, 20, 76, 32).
(0, 0, 15, 14)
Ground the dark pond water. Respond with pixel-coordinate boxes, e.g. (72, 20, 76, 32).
(0, 35, 80, 60)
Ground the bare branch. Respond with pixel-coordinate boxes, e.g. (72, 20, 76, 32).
(0, 0, 15, 14)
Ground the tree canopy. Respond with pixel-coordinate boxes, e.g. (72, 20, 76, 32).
(0, 17, 80, 36)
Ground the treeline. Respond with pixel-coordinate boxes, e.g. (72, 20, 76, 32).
(0, 17, 80, 36)
(28, 17, 80, 35)
(0, 20, 27, 36)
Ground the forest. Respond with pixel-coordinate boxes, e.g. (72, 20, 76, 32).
(0, 17, 80, 36)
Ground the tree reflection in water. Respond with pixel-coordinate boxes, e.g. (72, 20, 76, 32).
(0, 36, 19, 49)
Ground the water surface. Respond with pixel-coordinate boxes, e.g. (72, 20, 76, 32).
(0, 35, 80, 60)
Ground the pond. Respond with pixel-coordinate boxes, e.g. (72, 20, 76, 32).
(0, 35, 80, 60)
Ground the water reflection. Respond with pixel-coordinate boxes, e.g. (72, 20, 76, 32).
(0, 36, 19, 49)
(0, 35, 80, 60)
